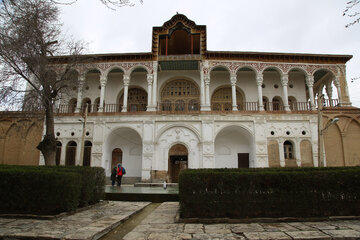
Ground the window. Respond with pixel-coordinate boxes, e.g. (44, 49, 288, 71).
(211, 87, 243, 111)
(284, 141, 294, 159)
(119, 88, 147, 112)
(160, 79, 200, 112)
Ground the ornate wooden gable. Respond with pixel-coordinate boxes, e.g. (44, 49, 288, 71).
(152, 14, 207, 60)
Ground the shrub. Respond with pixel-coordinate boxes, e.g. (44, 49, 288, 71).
(0, 165, 105, 215)
(179, 167, 360, 218)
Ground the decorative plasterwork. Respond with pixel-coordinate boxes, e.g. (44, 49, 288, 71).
(208, 61, 342, 77)
(55, 62, 154, 77)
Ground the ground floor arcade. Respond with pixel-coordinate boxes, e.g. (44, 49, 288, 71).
(51, 113, 324, 182)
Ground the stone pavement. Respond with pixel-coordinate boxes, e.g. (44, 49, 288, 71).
(0, 201, 150, 240)
(124, 202, 360, 240)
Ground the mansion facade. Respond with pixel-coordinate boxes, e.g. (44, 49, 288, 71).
(46, 14, 359, 182)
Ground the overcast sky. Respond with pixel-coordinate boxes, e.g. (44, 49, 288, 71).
(59, 0, 360, 107)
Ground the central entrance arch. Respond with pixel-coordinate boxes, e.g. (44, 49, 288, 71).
(168, 144, 188, 183)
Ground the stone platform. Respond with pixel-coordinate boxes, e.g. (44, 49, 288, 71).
(124, 202, 360, 240)
(0, 201, 150, 240)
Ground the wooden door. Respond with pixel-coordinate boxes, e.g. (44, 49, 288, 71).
(238, 153, 249, 168)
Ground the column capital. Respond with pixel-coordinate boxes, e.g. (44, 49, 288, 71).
(230, 75, 237, 85)
(123, 75, 130, 86)
(147, 74, 154, 84)
(78, 75, 86, 84)
(100, 75, 107, 87)
(281, 74, 289, 86)
(256, 75, 263, 85)
(306, 75, 314, 87)
(333, 77, 340, 86)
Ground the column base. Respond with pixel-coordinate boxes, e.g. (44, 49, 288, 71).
(146, 106, 157, 112)
(201, 106, 211, 111)
(98, 107, 104, 113)
(284, 105, 291, 111)
(232, 106, 238, 111)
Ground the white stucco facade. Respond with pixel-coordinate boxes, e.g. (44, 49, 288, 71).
(50, 14, 353, 182)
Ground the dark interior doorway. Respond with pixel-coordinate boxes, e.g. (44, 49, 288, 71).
(83, 141, 92, 166)
(169, 144, 188, 182)
(238, 153, 249, 168)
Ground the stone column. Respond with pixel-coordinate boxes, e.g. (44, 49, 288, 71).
(203, 74, 211, 111)
(281, 74, 290, 111)
(334, 77, 342, 106)
(306, 75, 315, 110)
(200, 65, 206, 109)
(256, 74, 264, 111)
(122, 74, 130, 112)
(60, 142, 67, 165)
(230, 74, 238, 111)
(146, 74, 154, 111)
(279, 139, 285, 167)
(326, 81, 333, 106)
(151, 62, 158, 109)
(99, 74, 107, 112)
(337, 66, 351, 106)
(75, 75, 85, 113)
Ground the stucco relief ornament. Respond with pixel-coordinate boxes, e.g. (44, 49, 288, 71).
(144, 144, 153, 153)
(175, 128, 181, 140)
(94, 144, 102, 153)
(258, 145, 265, 153)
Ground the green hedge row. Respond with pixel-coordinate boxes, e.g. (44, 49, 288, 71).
(0, 165, 105, 215)
(179, 167, 360, 218)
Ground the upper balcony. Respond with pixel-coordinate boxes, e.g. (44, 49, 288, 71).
(56, 98, 340, 116)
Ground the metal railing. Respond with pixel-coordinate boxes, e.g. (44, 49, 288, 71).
(56, 99, 341, 115)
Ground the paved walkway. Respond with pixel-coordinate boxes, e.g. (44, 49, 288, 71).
(124, 202, 360, 240)
(1, 201, 360, 239)
(0, 201, 150, 240)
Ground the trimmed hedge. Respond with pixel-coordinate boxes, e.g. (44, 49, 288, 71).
(0, 165, 105, 215)
(179, 167, 360, 218)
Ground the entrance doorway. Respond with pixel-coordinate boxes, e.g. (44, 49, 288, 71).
(168, 144, 188, 182)
(238, 153, 249, 168)
(112, 148, 123, 169)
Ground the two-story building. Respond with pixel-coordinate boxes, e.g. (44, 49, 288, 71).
(50, 14, 358, 183)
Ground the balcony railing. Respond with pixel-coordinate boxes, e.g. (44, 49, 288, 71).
(157, 102, 200, 114)
(55, 99, 340, 115)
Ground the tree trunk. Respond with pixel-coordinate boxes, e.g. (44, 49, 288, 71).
(37, 102, 56, 165)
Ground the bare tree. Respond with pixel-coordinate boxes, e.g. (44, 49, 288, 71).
(344, 0, 360, 27)
(0, 0, 88, 165)
(2, 0, 143, 10)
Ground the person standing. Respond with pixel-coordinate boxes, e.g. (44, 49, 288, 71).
(116, 163, 126, 186)
(110, 166, 117, 186)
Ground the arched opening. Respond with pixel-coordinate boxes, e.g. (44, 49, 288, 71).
(160, 79, 200, 113)
(313, 69, 338, 106)
(119, 87, 147, 112)
(66, 141, 77, 166)
(211, 87, 243, 112)
(111, 148, 123, 169)
(283, 140, 294, 159)
(215, 126, 254, 168)
(272, 96, 283, 111)
(81, 98, 92, 113)
(56, 141, 62, 166)
(105, 128, 142, 178)
(168, 144, 188, 183)
(300, 140, 313, 167)
(263, 96, 269, 111)
(83, 141, 92, 166)
(68, 98, 77, 113)
(93, 97, 100, 112)
(288, 96, 297, 111)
